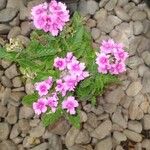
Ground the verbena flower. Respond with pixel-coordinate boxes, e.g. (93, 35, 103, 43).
(47, 94, 58, 112)
(55, 79, 67, 96)
(31, 0, 70, 36)
(62, 96, 79, 114)
(54, 57, 67, 70)
(33, 98, 47, 115)
(96, 39, 128, 75)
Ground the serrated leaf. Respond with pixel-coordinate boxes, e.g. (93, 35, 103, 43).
(22, 93, 38, 106)
(42, 108, 63, 127)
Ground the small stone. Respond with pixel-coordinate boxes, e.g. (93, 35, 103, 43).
(142, 51, 150, 67)
(112, 108, 127, 128)
(99, 0, 109, 8)
(0, 87, 11, 105)
(30, 119, 40, 127)
(87, 0, 99, 15)
(116, 145, 124, 150)
(78, 0, 88, 16)
(19, 106, 34, 119)
(25, 78, 34, 94)
(48, 133, 62, 150)
(48, 117, 70, 135)
(132, 0, 141, 4)
(5, 64, 19, 79)
(123, 129, 142, 142)
(98, 113, 109, 121)
(94, 8, 107, 21)
(91, 105, 104, 115)
(18, 119, 30, 133)
(20, 6, 30, 20)
(10, 91, 25, 102)
(0, 140, 17, 150)
(79, 110, 88, 122)
(140, 100, 149, 113)
(142, 70, 150, 93)
(21, 21, 32, 36)
(117, 0, 129, 6)
(91, 28, 101, 40)
(87, 113, 98, 128)
(115, 7, 130, 21)
(12, 137, 23, 145)
(83, 123, 94, 133)
(133, 21, 143, 35)
(113, 131, 127, 143)
(0, 8, 18, 22)
(1, 76, 12, 88)
(30, 142, 48, 150)
(16, 35, 30, 47)
(1, 60, 11, 68)
(30, 123, 45, 138)
(103, 103, 117, 114)
(10, 124, 20, 139)
(132, 11, 147, 21)
(91, 120, 112, 140)
(126, 81, 142, 97)
(69, 144, 93, 150)
(128, 121, 142, 133)
(124, 2, 135, 12)
(95, 137, 112, 150)
(12, 77, 22, 88)
(0, 0, 6, 10)
(75, 129, 91, 144)
(142, 139, 150, 149)
(23, 136, 40, 148)
(0, 105, 7, 118)
(86, 18, 96, 28)
(9, 14, 20, 26)
(143, 114, 150, 130)
(65, 126, 80, 148)
(6, 105, 18, 124)
(7, 26, 21, 40)
(136, 107, 144, 120)
(105, 87, 125, 104)
(105, 0, 117, 11)
(0, 24, 11, 34)
(0, 123, 10, 140)
(138, 64, 149, 77)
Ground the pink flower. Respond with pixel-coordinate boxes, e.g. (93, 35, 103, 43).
(33, 98, 47, 115)
(33, 15, 47, 29)
(64, 75, 78, 91)
(77, 71, 89, 81)
(45, 76, 53, 86)
(96, 53, 109, 67)
(114, 49, 128, 62)
(47, 95, 58, 112)
(54, 57, 66, 70)
(35, 81, 51, 96)
(100, 39, 115, 54)
(109, 62, 126, 74)
(98, 66, 108, 74)
(62, 96, 79, 114)
(55, 79, 66, 96)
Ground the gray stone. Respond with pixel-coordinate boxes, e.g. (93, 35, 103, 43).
(123, 2, 135, 12)
(6, 105, 18, 124)
(103, 103, 117, 114)
(68, 144, 93, 150)
(0, 24, 11, 34)
(10, 91, 25, 103)
(95, 137, 112, 150)
(86, 18, 96, 28)
(87, 113, 98, 128)
(105, 87, 125, 104)
(48, 118, 70, 135)
(142, 70, 150, 93)
(91, 120, 112, 140)
(117, 0, 129, 6)
(30, 123, 45, 138)
(142, 139, 150, 150)
(138, 64, 149, 77)
(112, 108, 127, 128)
(132, 11, 147, 21)
(133, 21, 143, 35)
(16, 35, 30, 47)
(115, 7, 130, 21)
(8, 26, 21, 40)
(142, 51, 150, 67)
(5, 64, 19, 79)
(78, 0, 88, 16)
(10, 124, 20, 139)
(0, 140, 17, 150)
(0, 8, 18, 22)
(25, 78, 34, 94)
(79, 110, 87, 122)
(94, 8, 107, 21)
(6, 0, 25, 10)
(0, 105, 7, 118)
(18, 119, 30, 133)
(12, 77, 22, 88)
(143, 114, 150, 130)
(23, 136, 40, 148)
(19, 106, 34, 119)
(75, 129, 91, 144)
(99, 0, 109, 7)
(0, 123, 10, 140)
(91, 28, 101, 40)
(21, 21, 32, 36)
(20, 6, 30, 20)
(1, 60, 11, 68)
(30, 143, 48, 150)
(132, 0, 142, 4)
(9, 14, 20, 26)
(65, 126, 80, 148)
(116, 145, 124, 150)
(105, 0, 117, 11)
(48, 133, 62, 150)
(87, 0, 99, 15)
(123, 129, 142, 142)
(128, 121, 142, 133)
(126, 81, 142, 97)
(12, 137, 23, 144)
(1, 76, 12, 88)
(113, 131, 127, 143)
(0, 87, 11, 105)
(0, 0, 6, 10)
(91, 105, 104, 115)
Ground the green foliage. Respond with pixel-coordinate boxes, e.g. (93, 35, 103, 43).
(0, 12, 119, 128)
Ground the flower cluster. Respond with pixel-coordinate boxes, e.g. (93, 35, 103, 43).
(31, 0, 70, 36)
(96, 39, 128, 75)
(33, 52, 89, 115)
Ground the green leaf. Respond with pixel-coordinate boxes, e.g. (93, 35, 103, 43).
(22, 93, 38, 106)
(90, 96, 96, 106)
(66, 111, 80, 129)
(42, 108, 63, 127)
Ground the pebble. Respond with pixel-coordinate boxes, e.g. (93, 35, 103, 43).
(132, 10, 147, 21)
(133, 21, 143, 35)
(1, 76, 12, 88)
(142, 70, 150, 93)
(0, 105, 7, 118)
(128, 121, 142, 133)
(0, 87, 11, 105)
(0, 140, 17, 150)
(30, 142, 48, 150)
(0, 24, 11, 34)
(142, 139, 150, 149)
(7, 26, 21, 40)
(25, 78, 34, 94)
(95, 137, 112, 150)
(0, 8, 18, 22)
(138, 64, 149, 77)
(10, 124, 20, 139)
(19, 106, 34, 119)
(87, 0, 99, 15)
(21, 21, 32, 36)
(123, 129, 142, 142)
(87, 113, 98, 128)
(10, 91, 25, 103)
(9, 14, 20, 26)
(105, 0, 117, 11)
(91, 119, 112, 140)
(16, 35, 30, 47)
(99, 0, 109, 7)
(94, 8, 107, 21)
(114, 7, 130, 21)
(86, 18, 96, 28)
(12, 137, 23, 144)
(79, 110, 88, 122)
(91, 28, 101, 40)
(78, 0, 88, 16)
(103, 103, 117, 114)
(68, 144, 93, 150)
(0, 0, 6, 10)
(65, 126, 80, 148)
(117, 0, 129, 6)
(142, 51, 150, 67)
(0, 123, 10, 140)
(143, 114, 150, 130)
(126, 81, 142, 97)
(18, 119, 30, 134)
(12, 77, 22, 88)
(113, 131, 127, 143)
